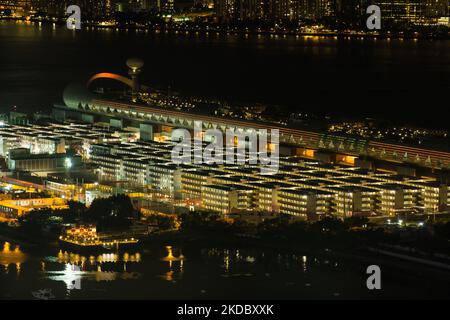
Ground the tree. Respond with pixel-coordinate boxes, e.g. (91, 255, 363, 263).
(257, 214, 291, 238)
(147, 214, 177, 231)
(180, 211, 232, 235)
(344, 216, 369, 229)
(285, 221, 309, 241)
(311, 217, 345, 235)
(434, 222, 450, 240)
(64, 200, 86, 223)
(18, 208, 64, 236)
(84, 195, 137, 231)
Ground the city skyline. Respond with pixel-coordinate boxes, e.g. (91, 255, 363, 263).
(1, 0, 449, 28)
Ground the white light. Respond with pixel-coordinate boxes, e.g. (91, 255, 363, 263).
(418, 222, 424, 227)
(65, 157, 73, 169)
(46, 263, 82, 290)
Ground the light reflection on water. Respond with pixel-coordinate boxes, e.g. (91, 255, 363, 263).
(45, 263, 142, 290)
(54, 250, 142, 265)
(41, 249, 144, 291)
(160, 246, 184, 282)
(2, 20, 449, 132)
(37, 245, 188, 290)
(0, 241, 333, 286)
(4, 241, 445, 299)
(0, 242, 27, 274)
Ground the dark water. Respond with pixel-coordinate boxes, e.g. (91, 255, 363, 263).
(0, 21, 449, 129)
(1, 241, 450, 299)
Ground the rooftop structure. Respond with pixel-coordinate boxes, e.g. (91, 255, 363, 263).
(52, 61, 450, 173)
(0, 118, 448, 220)
(0, 197, 67, 218)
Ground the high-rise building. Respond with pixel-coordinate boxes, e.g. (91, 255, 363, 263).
(297, 0, 337, 20)
(0, 1, 18, 16)
(336, 0, 365, 25)
(267, 0, 302, 21)
(213, 0, 342, 22)
(149, 0, 175, 13)
(214, 0, 237, 21)
(128, 0, 146, 12)
(375, 0, 424, 25)
(30, 0, 113, 18)
(375, 0, 449, 26)
(165, 0, 175, 13)
(423, 0, 449, 24)
(239, 0, 265, 20)
(0, 0, 32, 16)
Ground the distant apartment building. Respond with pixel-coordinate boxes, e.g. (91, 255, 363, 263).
(447, 187, 450, 208)
(418, 182, 447, 212)
(127, 0, 152, 12)
(212, 0, 449, 25)
(214, 0, 237, 20)
(88, 140, 449, 218)
(201, 184, 255, 214)
(375, 0, 450, 26)
(402, 185, 422, 209)
(278, 188, 333, 220)
(150, 163, 182, 199)
(328, 186, 376, 218)
(212, 0, 361, 23)
(299, 0, 337, 20)
(122, 155, 151, 187)
(30, 0, 113, 18)
(92, 152, 122, 180)
(0, 0, 27, 16)
(377, 184, 405, 216)
(249, 181, 292, 213)
(4, 119, 449, 221)
(181, 169, 212, 200)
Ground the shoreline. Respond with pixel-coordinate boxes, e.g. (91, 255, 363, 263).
(1, 18, 448, 40)
(2, 226, 450, 283)
(0, 224, 56, 249)
(142, 231, 450, 278)
(0, 234, 37, 248)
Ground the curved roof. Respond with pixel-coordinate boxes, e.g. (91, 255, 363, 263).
(63, 83, 95, 109)
(63, 70, 150, 109)
(87, 72, 149, 91)
(87, 72, 134, 88)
